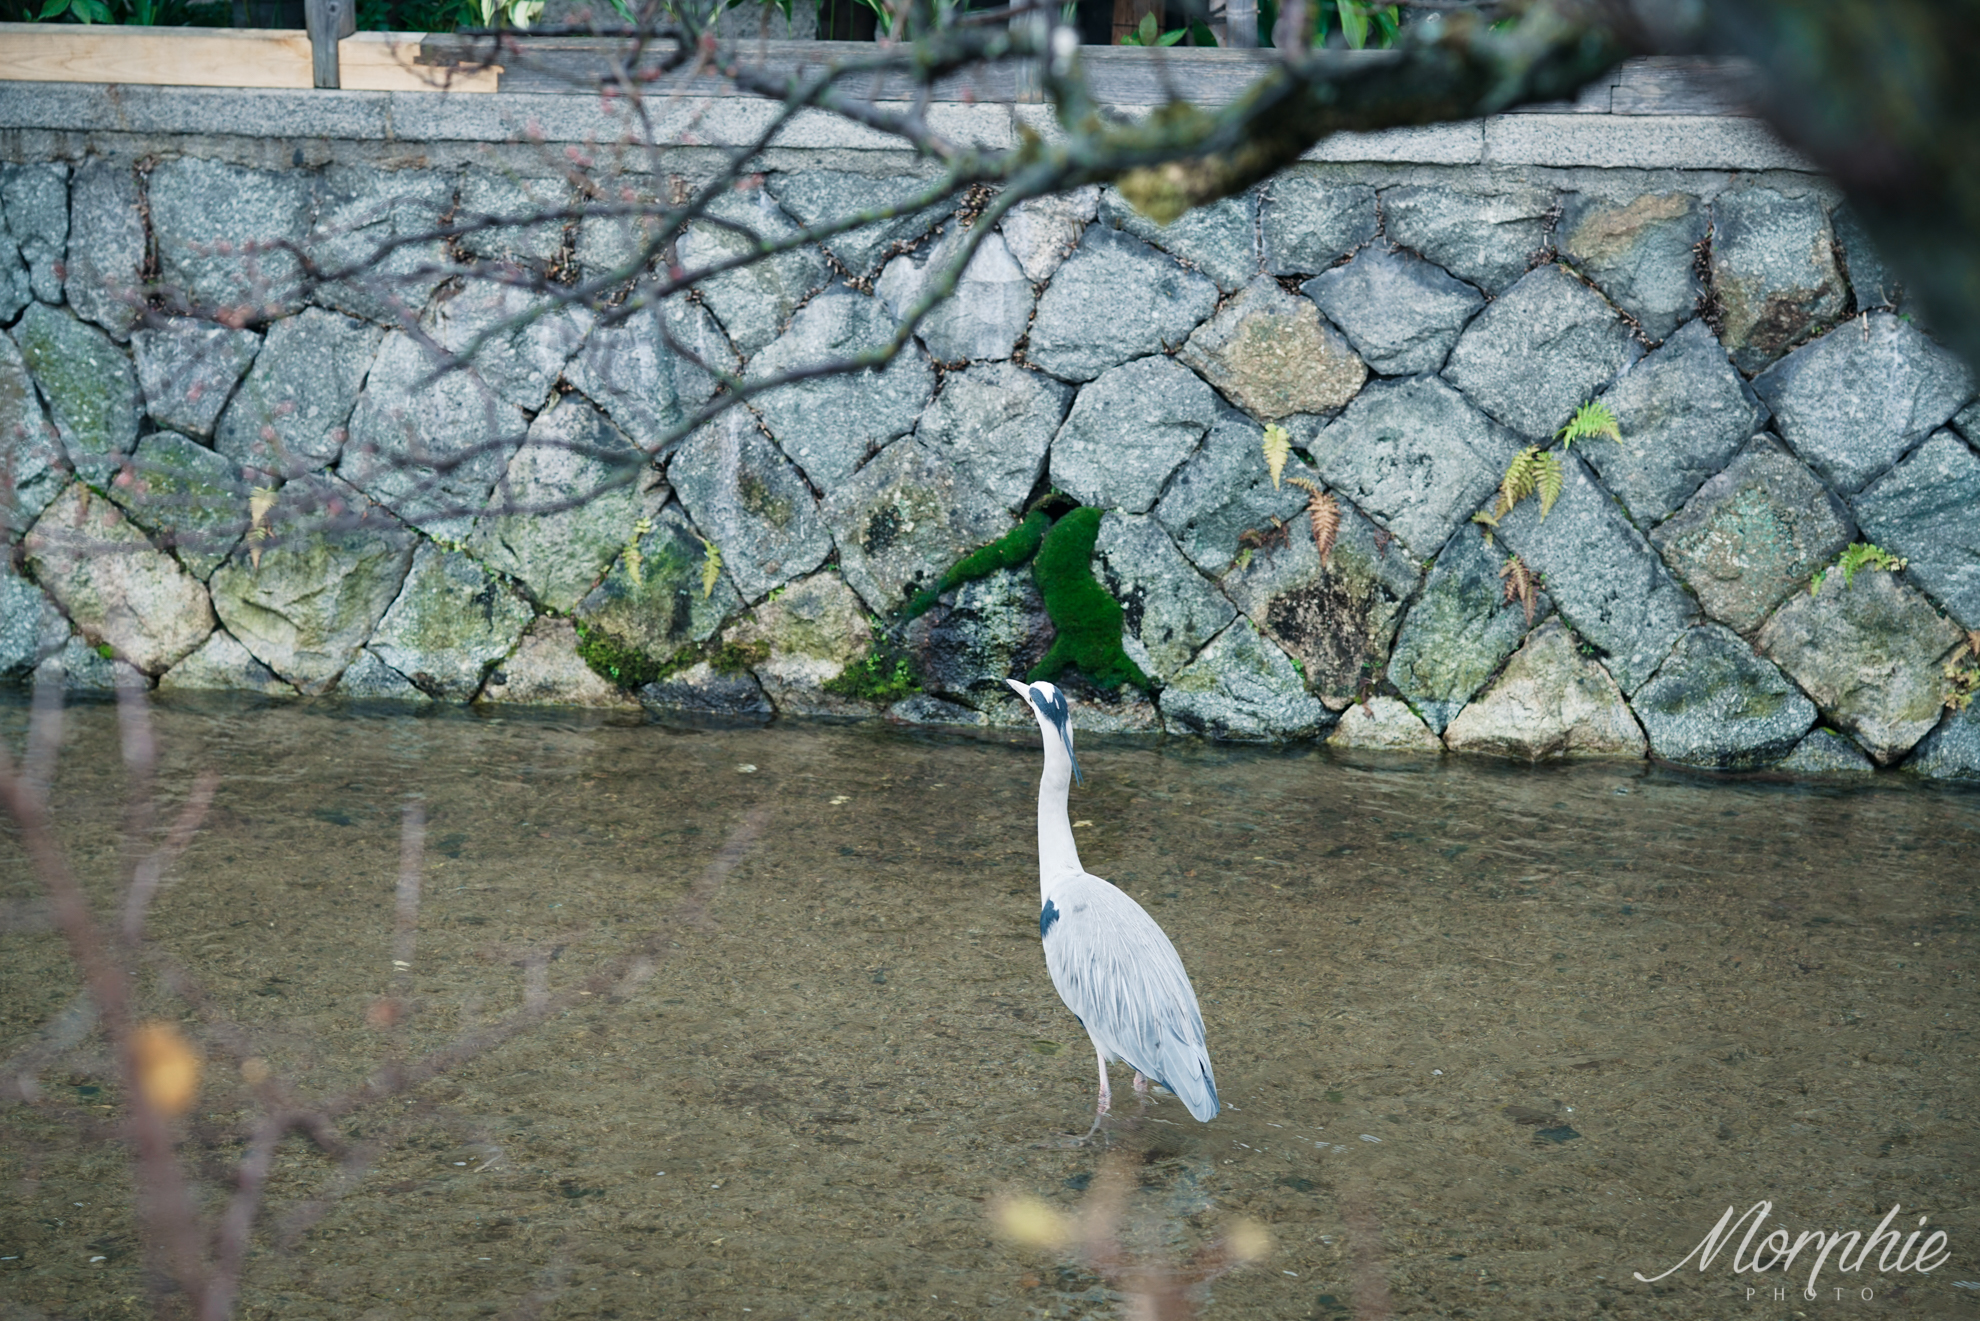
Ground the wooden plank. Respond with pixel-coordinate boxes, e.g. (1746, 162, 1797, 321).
(341, 31, 499, 92)
(0, 32, 1761, 122)
(465, 37, 1289, 104)
(0, 21, 312, 88)
(1611, 55, 1757, 116)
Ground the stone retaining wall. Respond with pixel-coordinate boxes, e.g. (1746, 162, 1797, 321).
(1, 83, 1977, 780)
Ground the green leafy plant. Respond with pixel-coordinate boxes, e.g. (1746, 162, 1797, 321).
(853, 0, 961, 41)
(1256, 0, 1397, 49)
(698, 536, 723, 600)
(1474, 400, 1614, 540)
(1120, 11, 1185, 45)
(824, 629, 922, 702)
(23, 0, 227, 22)
(1473, 446, 1564, 541)
(477, 0, 541, 24)
(1330, 0, 1397, 48)
(1810, 542, 1908, 595)
(34, 0, 113, 20)
(1557, 399, 1621, 449)
(622, 516, 653, 589)
(1945, 631, 1980, 711)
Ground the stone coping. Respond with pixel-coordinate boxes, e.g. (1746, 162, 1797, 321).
(0, 79, 1813, 171)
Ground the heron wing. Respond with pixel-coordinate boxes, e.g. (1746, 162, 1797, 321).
(1042, 873, 1219, 1121)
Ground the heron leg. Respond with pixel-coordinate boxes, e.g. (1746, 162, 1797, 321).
(1132, 1071, 1150, 1095)
(1094, 1044, 1112, 1115)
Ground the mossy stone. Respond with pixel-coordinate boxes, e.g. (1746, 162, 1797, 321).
(13, 302, 139, 483)
(368, 542, 535, 701)
(573, 503, 741, 684)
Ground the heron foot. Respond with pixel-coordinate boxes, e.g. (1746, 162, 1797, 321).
(1030, 1111, 1112, 1149)
(1132, 1072, 1150, 1095)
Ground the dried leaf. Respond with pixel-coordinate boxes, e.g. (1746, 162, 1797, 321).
(1262, 423, 1292, 490)
(131, 1021, 201, 1117)
(1287, 477, 1339, 569)
(1500, 554, 1538, 625)
(247, 485, 278, 571)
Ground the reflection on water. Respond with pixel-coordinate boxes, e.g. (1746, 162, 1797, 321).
(1, 695, 1976, 1319)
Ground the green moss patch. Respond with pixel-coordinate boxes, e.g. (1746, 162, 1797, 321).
(1028, 506, 1151, 693)
(573, 621, 693, 691)
(903, 509, 1049, 620)
(709, 639, 771, 676)
(823, 631, 922, 702)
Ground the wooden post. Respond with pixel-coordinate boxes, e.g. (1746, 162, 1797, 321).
(1111, 0, 1161, 43)
(1224, 0, 1256, 46)
(305, 0, 355, 88)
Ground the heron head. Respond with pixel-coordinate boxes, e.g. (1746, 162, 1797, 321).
(1004, 678, 1082, 786)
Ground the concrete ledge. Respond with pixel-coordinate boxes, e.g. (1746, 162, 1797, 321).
(1483, 112, 1811, 172)
(1302, 121, 1484, 166)
(0, 79, 1813, 172)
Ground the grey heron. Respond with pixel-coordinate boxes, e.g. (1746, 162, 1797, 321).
(1005, 678, 1219, 1125)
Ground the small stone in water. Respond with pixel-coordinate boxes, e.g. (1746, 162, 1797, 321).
(736, 764, 758, 773)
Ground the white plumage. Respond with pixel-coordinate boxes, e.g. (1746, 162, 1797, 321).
(1006, 678, 1219, 1123)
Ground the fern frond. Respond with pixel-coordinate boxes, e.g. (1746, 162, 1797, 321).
(1262, 423, 1292, 490)
(1557, 399, 1621, 448)
(699, 536, 722, 600)
(624, 516, 653, 588)
(1816, 542, 1908, 595)
(1288, 477, 1340, 569)
(247, 486, 278, 569)
(1499, 446, 1541, 515)
(1500, 554, 1538, 625)
(1535, 450, 1565, 519)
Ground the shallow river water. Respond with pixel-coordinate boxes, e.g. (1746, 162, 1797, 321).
(2, 696, 1976, 1320)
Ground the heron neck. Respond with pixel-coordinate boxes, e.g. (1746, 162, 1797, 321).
(1035, 746, 1082, 889)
